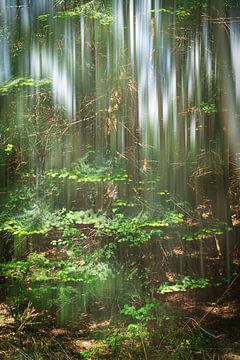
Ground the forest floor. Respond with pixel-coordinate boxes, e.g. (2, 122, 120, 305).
(0, 278, 240, 360)
(0, 220, 239, 359)
(163, 279, 240, 359)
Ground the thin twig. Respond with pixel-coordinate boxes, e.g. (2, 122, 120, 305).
(199, 274, 240, 324)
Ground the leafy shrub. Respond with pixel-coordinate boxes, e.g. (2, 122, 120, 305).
(158, 276, 209, 294)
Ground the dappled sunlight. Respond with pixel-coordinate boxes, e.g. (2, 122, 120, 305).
(1, 0, 240, 359)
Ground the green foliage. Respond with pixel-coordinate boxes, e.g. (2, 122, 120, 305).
(182, 224, 231, 241)
(157, 8, 173, 15)
(0, 201, 64, 236)
(104, 319, 150, 358)
(200, 102, 217, 113)
(106, 301, 182, 359)
(0, 244, 112, 283)
(0, 253, 51, 281)
(152, 2, 203, 18)
(106, 329, 126, 354)
(112, 199, 138, 208)
(155, 7, 191, 18)
(57, 258, 112, 283)
(37, 14, 49, 21)
(97, 210, 184, 247)
(63, 209, 108, 227)
(158, 276, 209, 294)
(0, 78, 51, 96)
(80, 341, 109, 359)
(0, 1, 238, 358)
(0, 184, 63, 236)
(121, 303, 155, 322)
(98, 213, 152, 247)
(140, 211, 184, 227)
(52, 0, 115, 25)
(46, 156, 128, 183)
(176, 7, 191, 18)
(4, 143, 14, 154)
(0, 260, 30, 280)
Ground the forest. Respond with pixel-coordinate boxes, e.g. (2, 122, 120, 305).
(0, 0, 240, 359)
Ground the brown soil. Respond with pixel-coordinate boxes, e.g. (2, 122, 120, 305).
(1, 278, 240, 360)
